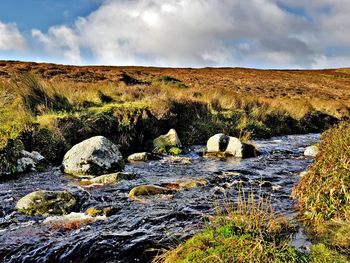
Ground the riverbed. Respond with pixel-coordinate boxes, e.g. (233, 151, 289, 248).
(0, 133, 319, 263)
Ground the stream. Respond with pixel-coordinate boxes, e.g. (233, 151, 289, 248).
(0, 133, 320, 263)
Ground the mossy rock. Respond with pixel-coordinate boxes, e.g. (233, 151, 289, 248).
(153, 129, 182, 150)
(85, 207, 113, 217)
(153, 146, 167, 155)
(16, 190, 77, 216)
(161, 178, 208, 190)
(128, 185, 174, 201)
(168, 147, 182, 155)
(127, 152, 160, 162)
(82, 172, 136, 185)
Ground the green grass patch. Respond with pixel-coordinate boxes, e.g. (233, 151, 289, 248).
(308, 243, 349, 263)
(154, 194, 307, 263)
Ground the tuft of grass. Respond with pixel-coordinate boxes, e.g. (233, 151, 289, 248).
(153, 193, 306, 263)
(308, 243, 349, 263)
(13, 74, 72, 115)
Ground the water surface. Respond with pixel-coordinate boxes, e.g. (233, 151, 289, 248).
(0, 133, 319, 263)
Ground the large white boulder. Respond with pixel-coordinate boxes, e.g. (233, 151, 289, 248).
(206, 133, 229, 152)
(62, 136, 124, 176)
(206, 134, 258, 158)
(226, 137, 244, 157)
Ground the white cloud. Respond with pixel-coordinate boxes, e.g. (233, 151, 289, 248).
(32, 26, 81, 63)
(0, 22, 27, 51)
(30, 0, 350, 68)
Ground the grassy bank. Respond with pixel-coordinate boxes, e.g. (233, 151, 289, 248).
(0, 69, 347, 174)
(293, 122, 350, 258)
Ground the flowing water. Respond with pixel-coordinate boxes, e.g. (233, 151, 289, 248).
(0, 133, 320, 263)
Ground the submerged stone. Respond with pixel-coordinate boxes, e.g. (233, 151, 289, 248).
(128, 185, 173, 201)
(16, 157, 37, 173)
(62, 136, 124, 176)
(80, 172, 136, 185)
(161, 156, 192, 164)
(127, 152, 159, 162)
(161, 178, 208, 190)
(13, 150, 47, 174)
(168, 147, 182, 155)
(21, 150, 45, 163)
(127, 152, 149, 162)
(43, 212, 105, 229)
(85, 207, 113, 217)
(16, 190, 77, 216)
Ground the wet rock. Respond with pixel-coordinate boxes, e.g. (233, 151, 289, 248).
(16, 190, 77, 216)
(115, 172, 138, 180)
(168, 147, 182, 155)
(85, 207, 113, 217)
(206, 134, 259, 158)
(62, 136, 124, 176)
(128, 185, 174, 201)
(16, 158, 36, 173)
(43, 212, 105, 229)
(222, 171, 241, 177)
(272, 185, 282, 191)
(80, 172, 137, 185)
(212, 186, 226, 194)
(161, 156, 192, 165)
(304, 145, 319, 157)
(127, 152, 153, 162)
(259, 181, 273, 188)
(16, 150, 46, 173)
(161, 178, 208, 190)
(153, 129, 182, 154)
(221, 182, 233, 189)
(21, 150, 45, 163)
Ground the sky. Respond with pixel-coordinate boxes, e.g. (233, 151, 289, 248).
(0, 0, 350, 69)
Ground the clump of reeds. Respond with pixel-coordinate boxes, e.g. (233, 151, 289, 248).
(153, 192, 304, 263)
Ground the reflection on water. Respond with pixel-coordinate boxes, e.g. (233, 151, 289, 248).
(0, 133, 319, 263)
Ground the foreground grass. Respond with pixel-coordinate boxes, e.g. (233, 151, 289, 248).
(293, 122, 350, 258)
(153, 192, 350, 263)
(154, 194, 306, 263)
